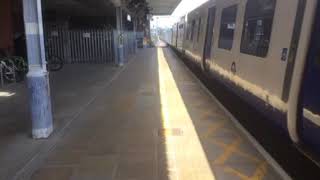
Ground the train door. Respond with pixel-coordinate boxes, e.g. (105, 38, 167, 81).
(211, 0, 240, 77)
(300, 1, 320, 156)
(225, 0, 306, 126)
(203, 7, 216, 70)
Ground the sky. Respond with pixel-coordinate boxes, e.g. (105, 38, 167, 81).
(150, 0, 209, 29)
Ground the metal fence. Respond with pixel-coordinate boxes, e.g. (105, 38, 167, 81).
(45, 25, 69, 62)
(45, 25, 115, 64)
(123, 31, 136, 61)
(45, 24, 140, 65)
(68, 29, 114, 64)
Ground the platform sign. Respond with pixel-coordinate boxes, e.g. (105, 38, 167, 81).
(83, 33, 91, 38)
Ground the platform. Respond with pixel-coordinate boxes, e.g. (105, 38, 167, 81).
(0, 64, 119, 180)
(2, 48, 284, 180)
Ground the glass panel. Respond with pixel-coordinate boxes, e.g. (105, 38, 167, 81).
(316, 53, 320, 68)
(197, 18, 202, 42)
(191, 20, 196, 41)
(187, 23, 190, 40)
(205, 7, 216, 59)
(240, 0, 276, 57)
(218, 5, 238, 50)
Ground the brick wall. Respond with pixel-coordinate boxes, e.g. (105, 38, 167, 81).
(0, 0, 14, 52)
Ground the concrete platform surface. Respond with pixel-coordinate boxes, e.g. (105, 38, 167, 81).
(2, 48, 283, 180)
(0, 64, 119, 180)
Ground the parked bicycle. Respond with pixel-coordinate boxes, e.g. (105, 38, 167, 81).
(0, 55, 28, 85)
(0, 58, 16, 84)
(12, 56, 28, 81)
(0, 47, 64, 87)
(46, 55, 64, 72)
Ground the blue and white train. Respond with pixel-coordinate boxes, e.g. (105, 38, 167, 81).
(163, 0, 320, 161)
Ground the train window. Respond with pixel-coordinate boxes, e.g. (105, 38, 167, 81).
(240, 0, 276, 57)
(187, 23, 190, 40)
(190, 20, 196, 41)
(218, 5, 238, 50)
(204, 7, 216, 59)
(189, 20, 192, 40)
(197, 18, 202, 42)
(316, 57, 320, 68)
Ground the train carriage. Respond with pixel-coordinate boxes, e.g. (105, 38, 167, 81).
(164, 0, 320, 161)
(183, 1, 215, 65)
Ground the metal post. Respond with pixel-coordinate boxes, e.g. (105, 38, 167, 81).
(133, 18, 137, 54)
(23, 0, 53, 139)
(116, 7, 124, 66)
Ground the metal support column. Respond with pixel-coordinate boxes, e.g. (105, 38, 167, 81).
(133, 18, 138, 54)
(23, 0, 53, 139)
(115, 7, 124, 66)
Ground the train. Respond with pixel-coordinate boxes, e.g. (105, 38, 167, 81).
(161, 0, 320, 161)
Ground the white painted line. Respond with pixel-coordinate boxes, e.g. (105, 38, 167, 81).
(168, 48, 292, 180)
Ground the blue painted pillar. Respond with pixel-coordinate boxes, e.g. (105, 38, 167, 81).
(23, 0, 53, 139)
(116, 7, 124, 66)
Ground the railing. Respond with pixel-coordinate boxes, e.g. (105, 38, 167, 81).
(45, 24, 139, 65)
(45, 24, 115, 64)
(68, 29, 114, 64)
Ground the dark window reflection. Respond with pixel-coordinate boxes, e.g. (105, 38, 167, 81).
(218, 5, 238, 50)
(191, 20, 196, 41)
(197, 18, 202, 42)
(316, 57, 320, 68)
(240, 0, 276, 57)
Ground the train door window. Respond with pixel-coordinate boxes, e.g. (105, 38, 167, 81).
(191, 20, 196, 41)
(179, 24, 184, 39)
(204, 7, 216, 59)
(218, 5, 238, 50)
(197, 18, 202, 42)
(186, 24, 189, 40)
(316, 55, 320, 69)
(240, 0, 276, 57)
(187, 22, 192, 40)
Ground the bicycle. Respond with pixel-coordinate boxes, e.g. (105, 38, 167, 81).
(0, 57, 17, 85)
(0, 54, 29, 85)
(11, 56, 28, 82)
(46, 55, 64, 72)
(10, 54, 64, 72)
(0, 49, 63, 86)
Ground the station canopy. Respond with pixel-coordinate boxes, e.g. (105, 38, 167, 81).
(146, 0, 182, 15)
(44, 0, 116, 16)
(44, 0, 182, 16)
